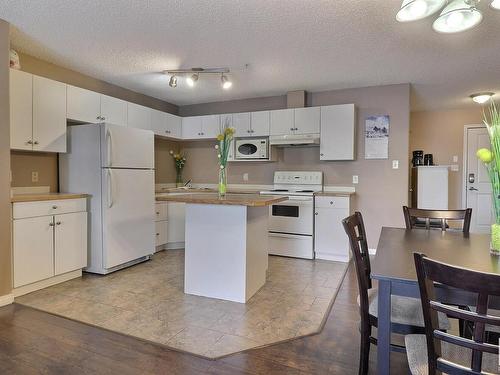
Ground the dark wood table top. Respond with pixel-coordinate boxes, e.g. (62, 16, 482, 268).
(371, 227, 500, 283)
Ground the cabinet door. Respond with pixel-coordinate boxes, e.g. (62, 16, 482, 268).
(250, 111, 270, 136)
(233, 112, 251, 137)
(270, 109, 294, 136)
(150, 109, 166, 136)
(13, 216, 54, 288)
(165, 112, 182, 138)
(320, 104, 356, 161)
(167, 202, 185, 244)
(182, 116, 203, 139)
(294, 107, 320, 134)
(127, 102, 151, 129)
(101, 95, 128, 126)
(32, 76, 67, 152)
(314, 205, 350, 262)
(201, 115, 221, 138)
(67, 85, 101, 123)
(54, 212, 87, 275)
(155, 220, 168, 247)
(9, 69, 33, 150)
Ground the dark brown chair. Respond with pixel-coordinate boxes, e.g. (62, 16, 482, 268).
(403, 206, 472, 233)
(342, 212, 449, 375)
(406, 253, 499, 374)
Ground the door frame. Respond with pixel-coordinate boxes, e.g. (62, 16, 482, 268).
(462, 124, 486, 209)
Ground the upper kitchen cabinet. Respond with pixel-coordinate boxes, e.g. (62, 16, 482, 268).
(320, 104, 356, 161)
(151, 110, 181, 138)
(220, 113, 233, 129)
(294, 107, 320, 134)
(250, 111, 270, 136)
(201, 115, 220, 138)
(182, 116, 203, 139)
(100, 95, 127, 126)
(32, 75, 67, 152)
(127, 102, 151, 130)
(67, 85, 101, 123)
(270, 109, 294, 136)
(232, 112, 251, 137)
(165, 113, 182, 138)
(10, 69, 33, 150)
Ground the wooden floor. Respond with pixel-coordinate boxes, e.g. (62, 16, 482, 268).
(0, 263, 409, 374)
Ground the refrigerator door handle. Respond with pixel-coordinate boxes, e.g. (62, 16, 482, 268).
(106, 128, 113, 167)
(107, 169, 114, 208)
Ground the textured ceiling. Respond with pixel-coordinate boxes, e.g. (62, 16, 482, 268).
(1, 0, 499, 111)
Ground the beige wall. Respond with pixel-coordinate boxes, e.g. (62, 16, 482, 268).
(11, 151, 58, 192)
(0, 19, 12, 297)
(410, 108, 482, 209)
(176, 84, 411, 247)
(155, 138, 181, 184)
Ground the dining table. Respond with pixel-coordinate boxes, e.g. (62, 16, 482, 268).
(371, 226, 500, 375)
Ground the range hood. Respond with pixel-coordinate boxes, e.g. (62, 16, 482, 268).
(269, 134, 320, 147)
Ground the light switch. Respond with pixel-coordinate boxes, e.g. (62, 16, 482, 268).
(243, 173, 249, 182)
(31, 171, 39, 183)
(453, 155, 458, 163)
(352, 175, 359, 184)
(392, 160, 399, 169)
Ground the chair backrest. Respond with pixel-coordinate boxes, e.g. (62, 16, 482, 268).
(414, 252, 500, 374)
(403, 206, 472, 233)
(342, 212, 372, 320)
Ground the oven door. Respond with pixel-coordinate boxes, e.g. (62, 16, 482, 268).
(268, 196, 313, 236)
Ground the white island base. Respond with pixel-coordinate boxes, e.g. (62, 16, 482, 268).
(184, 203, 269, 303)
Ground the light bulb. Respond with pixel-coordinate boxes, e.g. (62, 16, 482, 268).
(169, 75, 177, 88)
(221, 75, 232, 89)
(445, 11, 465, 28)
(491, 0, 500, 10)
(186, 73, 198, 88)
(396, 0, 446, 22)
(408, 0, 428, 18)
(470, 93, 495, 104)
(433, 0, 482, 33)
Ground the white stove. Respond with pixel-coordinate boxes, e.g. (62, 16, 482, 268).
(261, 171, 323, 259)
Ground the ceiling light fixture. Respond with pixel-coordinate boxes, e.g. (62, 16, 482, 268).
(169, 75, 177, 88)
(186, 73, 199, 88)
(432, 0, 483, 33)
(221, 74, 232, 89)
(396, 0, 446, 22)
(470, 92, 495, 104)
(491, 0, 500, 10)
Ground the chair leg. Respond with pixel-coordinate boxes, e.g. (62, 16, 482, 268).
(359, 323, 371, 375)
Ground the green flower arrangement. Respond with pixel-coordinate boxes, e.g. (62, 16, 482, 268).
(476, 101, 500, 253)
(169, 150, 186, 187)
(215, 119, 235, 196)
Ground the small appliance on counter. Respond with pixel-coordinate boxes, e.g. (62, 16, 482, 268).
(412, 150, 424, 167)
(424, 153, 434, 166)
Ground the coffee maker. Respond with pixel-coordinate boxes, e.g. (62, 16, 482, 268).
(412, 150, 424, 167)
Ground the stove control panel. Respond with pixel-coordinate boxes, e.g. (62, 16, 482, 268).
(273, 171, 323, 185)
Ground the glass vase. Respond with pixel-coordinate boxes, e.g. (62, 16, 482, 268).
(218, 166, 227, 197)
(176, 170, 183, 188)
(491, 223, 500, 256)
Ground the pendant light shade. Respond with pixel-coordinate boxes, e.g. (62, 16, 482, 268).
(491, 0, 500, 10)
(186, 73, 199, 87)
(432, 0, 483, 33)
(396, 0, 447, 22)
(169, 75, 177, 88)
(470, 92, 495, 104)
(221, 74, 232, 89)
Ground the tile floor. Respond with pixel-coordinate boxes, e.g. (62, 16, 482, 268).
(15, 250, 348, 358)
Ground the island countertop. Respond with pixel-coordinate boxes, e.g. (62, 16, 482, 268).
(156, 193, 287, 207)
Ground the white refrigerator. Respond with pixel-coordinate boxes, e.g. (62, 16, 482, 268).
(60, 123, 155, 274)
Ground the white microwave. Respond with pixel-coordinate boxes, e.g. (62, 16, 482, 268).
(234, 138, 269, 160)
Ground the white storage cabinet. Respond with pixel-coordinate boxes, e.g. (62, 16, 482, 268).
(320, 104, 356, 161)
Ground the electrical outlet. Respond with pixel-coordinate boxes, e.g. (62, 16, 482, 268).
(453, 155, 458, 163)
(451, 164, 459, 172)
(392, 160, 399, 169)
(243, 173, 249, 182)
(352, 175, 359, 184)
(31, 171, 39, 183)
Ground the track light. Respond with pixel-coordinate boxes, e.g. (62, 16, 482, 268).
(432, 0, 483, 33)
(470, 92, 495, 104)
(186, 73, 199, 87)
(396, 0, 446, 22)
(221, 74, 232, 89)
(491, 0, 500, 10)
(169, 75, 177, 88)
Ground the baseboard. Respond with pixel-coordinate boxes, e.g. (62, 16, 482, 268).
(13, 269, 82, 297)
(369, 248, 377, 255)
(315, 252, 351, 262)
(166, 241, 185, 250)
(0, 293, 14, 307)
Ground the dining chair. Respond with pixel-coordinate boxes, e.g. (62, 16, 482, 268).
(406, 253, 499, 374)
(403, 206, 472, 233)
(342, 212, 449, 375)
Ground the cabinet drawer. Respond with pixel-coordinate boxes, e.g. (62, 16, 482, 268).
(315, 196, 350, 209)
(13, 198, 87, 219)
(155, 220, 168, 246)
(155, 202, 168, 221)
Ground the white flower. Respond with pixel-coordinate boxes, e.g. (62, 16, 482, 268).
(215, 145, 219, 149)
(217, 154, 221, 158)
(169, 150, 174, 155)
(220, 165, 225, 169)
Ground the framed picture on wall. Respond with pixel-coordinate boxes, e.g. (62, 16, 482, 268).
(365, 115, 389, 159)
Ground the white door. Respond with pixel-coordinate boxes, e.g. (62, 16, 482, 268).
(155, 220, 168, 247)
(250, 111, 270, 136)
(165, 113, 181, 138)
(233, 112, 251, 137)
(54, 212, 88, 275)
(167, 202, 186, 243)
(182, 116, 203, 139)
(201, 115, 221, 138)
(13, 216, 54, 288)
(270, 109, 294, 136)
(320, 104, 356, 161)
(151, 109, 166, 136)
(101, 124, 154, 169)
(294, 107, 320, 134)
(127, 102, 151, 129)
(32, 75, 67, 152)
(67, 85, 101, 123)
(102, 169, 155, 269)
(101, 95, 127, 126)
(466, 126, 493, 233)
(9, 69, 33, 150)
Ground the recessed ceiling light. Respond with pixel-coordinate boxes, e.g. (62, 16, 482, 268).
(186, 73, 199, 88)
(221, 74, 232, 89)
(169, 75, 177, 88)
(491, 0, 500, 10)
(396, 0, 446, 22)
(470, 92, 495, 104)
(433, 0, 483, 33)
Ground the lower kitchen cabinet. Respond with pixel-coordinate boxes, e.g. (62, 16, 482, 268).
(155, 202, 168, 249)
(12, 198, 88, 292)
(314, 195, 351, 262)
(167, 202, 185, 249)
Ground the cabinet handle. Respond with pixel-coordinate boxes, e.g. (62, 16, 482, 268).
(33, 141, 39, 145)
(290, 128, 294, 131)
(96, 116, 101, 120)
(320, 153, 324, 156)
(315, 212, 318, 216)
(330, 201, 334, 205)
(56, 221, 61, 225)
(27, 140, 33, 145)
(49, 222, 55, 227)
(156, 233, 160, 236)
(156, 212, 160, 215)
(101, 116, 106, 121)
(52, 205, 58, 209)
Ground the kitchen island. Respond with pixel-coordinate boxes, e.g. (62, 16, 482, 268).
(156, 193, 287, 303)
